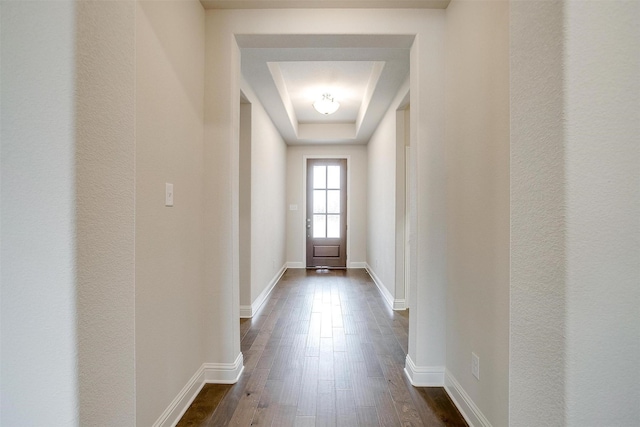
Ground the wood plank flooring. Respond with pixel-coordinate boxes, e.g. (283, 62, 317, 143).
(178, 268, 467, 427)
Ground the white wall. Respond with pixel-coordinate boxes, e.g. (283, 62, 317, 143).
(367, 80, 409, 303)
(135, 1, 205, 425)
(1, 3, 80, 423)
(286, 145, 368, 268)
(246, 84, 288, 307)
(563, 2, 639, 425)
(239, 101, 252, 308)
(394, 106, 409, 305)
(405, 10, 447, 377)
(444, 1, 509, 425)
(510, 2, 566, 423)
(76, 2, 137, 424)
(204, 6, 241, 368)
(511, 1, 640, 426)
(1, 1, 137, 424)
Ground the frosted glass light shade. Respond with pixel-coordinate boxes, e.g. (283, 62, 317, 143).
(313, 93, 340, 115)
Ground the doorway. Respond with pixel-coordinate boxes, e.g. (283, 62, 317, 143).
(306, 158, 347, 268)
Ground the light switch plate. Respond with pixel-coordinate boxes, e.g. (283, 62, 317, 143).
(289, 204, 298, 211)
(165, 183, 174, 207)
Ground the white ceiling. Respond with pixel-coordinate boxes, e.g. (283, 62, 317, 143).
(238, 35, 412, 145)
(201, 1, 449, 9)
(274, 60, 380, 123)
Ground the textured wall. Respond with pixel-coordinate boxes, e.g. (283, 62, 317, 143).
(1, 2, 80, 424)
(511, 1, 640, 425)
(563, 2, 640, 425)
(510, 2, 567, 424)
(286, 144, 368, 267)
(204, 10, 243, 365)
(406, 10, 447, 370)
(248, 91, 288, 300)
(444, 0, 510, 424)
(239, 102, 252, 307)
(367, 80, 409, 299)
(135, 1, 206, 425)
(1, 1, 137, 424)
(76, 1, 137, 424)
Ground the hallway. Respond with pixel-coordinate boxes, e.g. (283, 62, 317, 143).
(178, 269, 466, 426)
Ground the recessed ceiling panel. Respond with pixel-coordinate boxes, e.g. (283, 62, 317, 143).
(240, 35, 411, 145)
(271, 61, 381, 124)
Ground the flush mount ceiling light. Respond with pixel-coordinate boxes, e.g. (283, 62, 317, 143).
(313, 93, 340, 115)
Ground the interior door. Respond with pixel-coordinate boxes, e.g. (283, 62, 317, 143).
(306, 159, 347, 268)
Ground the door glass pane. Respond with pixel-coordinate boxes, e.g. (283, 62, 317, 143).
(327, 190, 340, 214)
(314, 166, 326, 189)
(313, 190, 326, 213)
(313, 215, 326, 238)
(327, 215, 340, 238)
(327, 165, 340, 189)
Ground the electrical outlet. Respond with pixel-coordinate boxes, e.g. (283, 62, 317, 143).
(472, 352, 480, 380)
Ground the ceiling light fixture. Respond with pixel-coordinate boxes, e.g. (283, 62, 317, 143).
(313, 93, 340, 115)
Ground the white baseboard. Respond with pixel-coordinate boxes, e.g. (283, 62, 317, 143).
(152, 353, 244, 427)
(239, 305, 252, 318)
(365, 264, 406, 310)
(287, 261, 367, 269)
(393, 298, 407, 310)
(365, 264, 397, 311)
(286, 262, 304, 268)
(403, 354, 445, 386)
(152, 365, 206, 427)
(240, 264, 287, 318)
(204, 352, 245, 384)
(445, 369, 492, 427)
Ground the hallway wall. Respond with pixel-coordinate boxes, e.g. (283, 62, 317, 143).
(204, 4, 244, 371)
(286, 145, 368, 268)
(1, 2, 84, 423)
(241, 82, 288, 313)
(562, 3, 639, 422)
(444, 1, 510, 425)
(135, 1, 206, 425)
(510, 2, 640, 426)
(76, 2, 138, 424)
(1, 1, 138, 424)
(367, 79, 409, 306)
(239, 101, 252, 308)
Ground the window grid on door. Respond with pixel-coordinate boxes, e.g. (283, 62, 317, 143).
(312, 165, 341, 238)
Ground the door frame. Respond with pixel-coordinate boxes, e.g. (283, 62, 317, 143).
(302, 154, 351, 268)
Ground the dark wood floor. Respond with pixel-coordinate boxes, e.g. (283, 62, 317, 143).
(178, 268, 467, 426)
